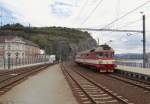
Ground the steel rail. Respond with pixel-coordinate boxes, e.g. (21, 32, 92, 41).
(0, 64, 50, 96)
(61, 64, 96, 104)
(61, 64, 133, 104)
(0, 65, 46, 85)
(107, 74, 150, 91)
(114, 73, 150, 85)
(73, 70, 132, 104)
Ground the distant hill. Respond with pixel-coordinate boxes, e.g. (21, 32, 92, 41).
(115, 53, 143, 59)
(0, 23, 97, 60)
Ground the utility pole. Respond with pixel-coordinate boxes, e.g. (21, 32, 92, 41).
(142, 12, 146, 68)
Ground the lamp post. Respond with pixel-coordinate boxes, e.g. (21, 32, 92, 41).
(3, 45, 5, 69)
(45, 54, 46, 64)
(16, 52, 19, 68)
(22, 53, 24, 65)
(7, 52, 11, 69)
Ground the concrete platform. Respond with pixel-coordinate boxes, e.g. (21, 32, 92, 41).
(0, 62, 51, 70)
(116, 65, 150, 80)
(0, 64, 78, 104)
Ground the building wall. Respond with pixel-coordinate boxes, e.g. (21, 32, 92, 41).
(1, 36, 41, 59)
(25, 45, 40, 55)
(0, 44, 4, 55)
(4, 37, 25, 59)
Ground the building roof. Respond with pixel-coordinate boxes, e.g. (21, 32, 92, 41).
(0, 35, 39, 47)
(24, 39, 39, 47)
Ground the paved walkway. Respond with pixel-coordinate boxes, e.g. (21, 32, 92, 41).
(0, 62, 50, 70)
(117, 65, 150, 76)
(0, 64, 78, 104)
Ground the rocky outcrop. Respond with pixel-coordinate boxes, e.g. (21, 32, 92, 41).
(69, 37, 97, 59)
(0, 25, 97, 60)
(49, 35, 97, 60)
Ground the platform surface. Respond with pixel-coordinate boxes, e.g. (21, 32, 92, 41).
(0, 64, 78, 104)
(117, 65, 150, 76)
(0, 62, 50, 70)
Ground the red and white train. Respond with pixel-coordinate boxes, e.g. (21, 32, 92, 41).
(75, 44, 116, 72)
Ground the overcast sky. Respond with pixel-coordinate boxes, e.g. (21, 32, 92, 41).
(1, 0, 150, 54)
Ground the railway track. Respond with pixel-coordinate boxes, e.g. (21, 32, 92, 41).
(61, 64, 134, 104)
(0, 64, 50, 96)
(116, 73, 150, 84)
(107, 74, 150, 91)
(72, 63, 150, 92)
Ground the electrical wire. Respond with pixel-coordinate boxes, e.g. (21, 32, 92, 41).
(116, 19, 141, 29)
(97, 18, 143, 44)
(73, 0, 89, 23)
(102, 0, 150, 29)
(81, 0, 103, 25)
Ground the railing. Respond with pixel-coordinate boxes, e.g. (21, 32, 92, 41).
(116, 61, 150, 68)
(0, 54, 50, 70)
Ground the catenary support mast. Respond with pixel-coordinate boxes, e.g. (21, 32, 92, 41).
(142, 13, 146, 68)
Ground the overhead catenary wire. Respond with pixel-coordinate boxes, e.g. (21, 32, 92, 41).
(92, 18, 143, 44)
(81, 0, 103, 25)
(112, 0, 120, 28)
(116, 19, 141, 29)
(73, 0, 89, 23)
(102, 0, 150, 29)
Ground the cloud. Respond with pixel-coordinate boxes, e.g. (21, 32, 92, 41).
(0, 3, 17, 24)
(90, 31, 146, 53)
(50, 0, 75, 18)
(0, 0, 77, 26)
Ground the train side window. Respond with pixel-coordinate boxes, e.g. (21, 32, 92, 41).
(103, 54, 107, 58)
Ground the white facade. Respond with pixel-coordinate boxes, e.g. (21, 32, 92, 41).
(0, 36, 41, 59)
(4, 36, 26, 59)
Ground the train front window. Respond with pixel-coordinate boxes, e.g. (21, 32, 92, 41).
(96, 53, 103, 58)
(96, 53, 113, 58)
(103, 54, 109, 58)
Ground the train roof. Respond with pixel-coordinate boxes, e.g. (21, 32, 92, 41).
(77, 44, 114, 55)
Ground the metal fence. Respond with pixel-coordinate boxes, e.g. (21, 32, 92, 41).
(0, 55, 4, 69)
(116, 61, 150, 68)
(0, 54, 50, 70)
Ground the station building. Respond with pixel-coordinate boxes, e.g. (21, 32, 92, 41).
(0, 35, 41, 59)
